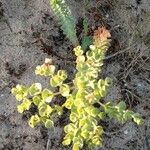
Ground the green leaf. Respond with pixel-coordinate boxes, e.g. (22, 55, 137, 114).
(39, 107, 45, 117)
(16, 94, 24, 101)
(17, 98, 32, 113)
(73, 137, 83, 148)
(29, 83, 42, 96)
(11, 88, 18, 95)
(92, 136, 102, 146)
(97, 79, 105, 88)
(132, 113, 144, 125)
(90, 107, 99, 117)
(33, 96, 41, 106)
(91, 51, 102, 61)
(82, 123, 92, 131)
(81, 36, 93, 50)
(86, 51, 93, 60)
(28, 114, 40, 128)
(85, 106, 99, 117)
(54, 105, 63, 115)
(74, 98, 85, 108)
(99, 88, 107, 97)
(62, 139, 71, 146)
(107, 108, 118, 118)
(87, 80, 95, 89)
(123, 110, 134, 120)
(77, 107, 85, 117)
(105, 77, 112, 86)
(57, 70, 68, 81)
(81, 129, 89, 139)
(98, 112, 106, 120)
(76, 55, 85, 63)
(38, 102, 47, 109)
(133, 117, 144, 125)
(93, 87, 101, 100)
(95, 126, 104, 135)
(35, 65, 44, 75)
(11, 85, 28, 101)
(72, 144, 80, 150)
(42, 89, 54, 103)
(17, 104, 25, 113)
(50, 75, 63, 87)
(97, 79, 107, 97)
(16, 84, 27, 92)
(73, 46, 83, 56)
(79, 118, 87, 127)
(89, 117, 98, 126)
(116, 101, 127, 111)
(23, 98, 32, 109)
(88, 142, 95, 149)
(39, 103, 53, 117)
(59, 84, 70, 97)
(70, 112, 78, 122)
(35, 60, 55, 76)
(63, 133, 73, 146)
(44, 119, 54, 128)
(104, 103, 118, 118)
(63, 96, 74, 109)
(46, 106, 53, 115)
(87, 67, 98, 78)
(74, 77, 86, 90)
(64, 123, 76, 133)
(47, 65, 55, 76)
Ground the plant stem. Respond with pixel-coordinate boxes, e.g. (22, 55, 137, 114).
(97, 101, 104, 107)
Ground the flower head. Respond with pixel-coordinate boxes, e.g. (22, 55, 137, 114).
(93, 27, 111, 48)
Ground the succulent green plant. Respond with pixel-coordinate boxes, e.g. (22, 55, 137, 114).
(49, 0, 93, 50)
(11, 27, 143, 150)
(81, 18, 93, 50)
(50, 0, 79, 46)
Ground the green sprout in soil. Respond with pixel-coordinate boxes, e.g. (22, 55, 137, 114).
(11, 27, 143, 150)
(49, 0, 93, 49)
(50, 0, 79, 46)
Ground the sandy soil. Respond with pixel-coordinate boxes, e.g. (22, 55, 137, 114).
(0, 0, 150, 150)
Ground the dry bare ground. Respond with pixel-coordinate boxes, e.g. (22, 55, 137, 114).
(0, 0, 150, 150)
